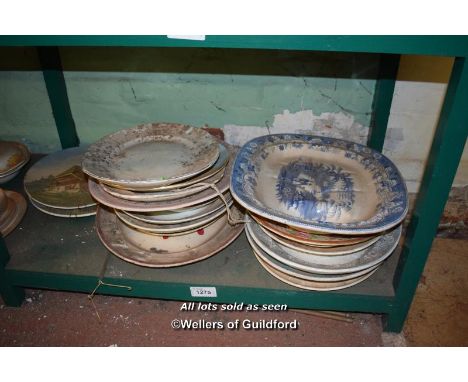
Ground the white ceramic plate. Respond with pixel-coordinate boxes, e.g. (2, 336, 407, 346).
(231, 134, 408, 234)
(114, 203, 229, 235)
(87, 153, 233, 212)
(29, 197, 96, 218)
(246, 220, 401, 274)
(124, 193, 232, 224)
(82, 123, 220, 190)
(254, 251, 378, 291)
(24, 146, 95, 209)
(246, 227, 381, 282)
(101, 167, 225, 202)
(96, 206, 245, 268)
(257, 222, 380, 255)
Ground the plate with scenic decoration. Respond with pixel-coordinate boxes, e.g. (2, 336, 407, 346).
(24, 147, 95, 209)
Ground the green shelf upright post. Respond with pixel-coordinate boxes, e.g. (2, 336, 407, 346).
(37, 47, 80, 149)
(0, 236, 24, 306)
(385, 56, 468, 332)
(368, 54, 400, 152)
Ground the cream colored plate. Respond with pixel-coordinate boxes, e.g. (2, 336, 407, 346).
(254, 251, 378, 291)
(246, 227, 380, 282)
(88, 155, 233, 212)
(115, 203, 229, 235)
(96, 206, 245, 268)
(29, 197, 96, 218)
(110, 142, 231, 192)
(0, 141, 30, 177)
(0, 190, 27, 237)
(124, 193, 232, 224)
(82, 123, 220, 190)
(257, 223, 380, 255)
(250, 213, 376, 247)
(101, 167, 225, 202)
(246, 220, 401, 274)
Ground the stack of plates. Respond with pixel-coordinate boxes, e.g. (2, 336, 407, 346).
(231, 134, 408, 291)
(0, 141, 30, 184)
(0, 188, 27, 236)
(24, 147, 97, 217)
(82, 123, 245, 268)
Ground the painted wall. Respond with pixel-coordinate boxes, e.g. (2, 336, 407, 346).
(0, 47, 466, 193)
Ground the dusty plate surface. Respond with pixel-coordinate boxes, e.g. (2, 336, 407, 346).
(82, 123, 219, 190)
(24, 146, 95, 209)
(246, 227, 381, 282)
(231, 134, 408, 234)
(96, 206, 245, 268)
(0, 190, 27, 237)
(29, 197, 96, 218)
(254, 251, 378, 291)
(119, 142, 231, 192)
(124, 193, 232, 224)
(246, 220, 401, 274)
(250, 213, 376, 247)
(88, 155, 233, 212)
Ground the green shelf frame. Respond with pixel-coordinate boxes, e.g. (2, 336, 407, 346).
(1, 36, 467, 333)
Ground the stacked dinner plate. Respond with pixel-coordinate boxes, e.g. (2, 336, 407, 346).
(82, 123, 245, 268)
(231, 134, 408, 291)
(0, 140, 30, 184)
(24, 147, 97, 217)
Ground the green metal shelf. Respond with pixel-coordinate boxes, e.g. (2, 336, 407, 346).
(3, 164, 399, 313)
(1, 35, 468, 333)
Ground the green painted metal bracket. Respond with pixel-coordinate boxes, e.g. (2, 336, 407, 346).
(386, 56, 468, 332)
(37, 47, 80, 149)
(0, 236, 25, 306)
(368, 54, 400, 152)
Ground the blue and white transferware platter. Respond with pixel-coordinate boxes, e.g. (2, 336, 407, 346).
(231, 134, 408, 235)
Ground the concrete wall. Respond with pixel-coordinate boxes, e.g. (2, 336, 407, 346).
(0, 47, 467, 194)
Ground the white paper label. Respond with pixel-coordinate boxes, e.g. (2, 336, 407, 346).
(167, 35, 206, 41)
(190, 286, 217, 297)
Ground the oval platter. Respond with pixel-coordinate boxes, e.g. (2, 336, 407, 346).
(82, 123, 220, 190)
(231, 134, 408, 235)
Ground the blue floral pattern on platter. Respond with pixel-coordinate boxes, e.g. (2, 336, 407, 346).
(276, 160, 355, 221)
(230, 134, 408, 234)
